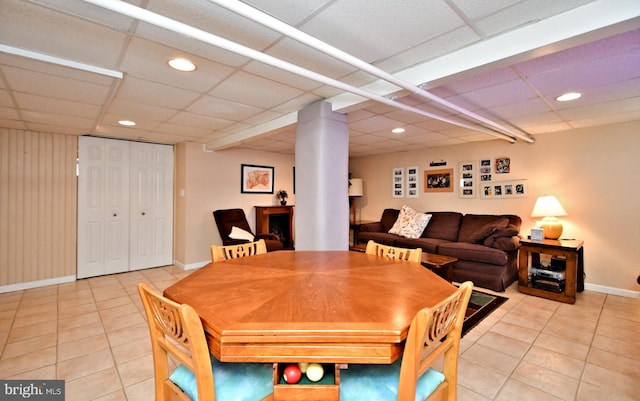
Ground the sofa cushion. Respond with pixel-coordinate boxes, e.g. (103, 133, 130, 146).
(467, 218, 509, 244)
(357, 231, 399, 246)
(388, 205, 432, 239)
(422, 212, 463, 241)
(483, 224, 520, 248)
(394, 237, 451, 254)
(438, 242, 508, 266)
(380, 209, 401, 232)
(457, 214, 515, 243)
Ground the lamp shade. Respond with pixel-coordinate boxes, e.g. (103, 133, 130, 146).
(349, 179, 363, 197)
(531, 196, 567, 217)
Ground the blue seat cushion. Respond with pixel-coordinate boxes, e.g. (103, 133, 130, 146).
(340, 359, 444, 401)
(169, 355, 273, 401)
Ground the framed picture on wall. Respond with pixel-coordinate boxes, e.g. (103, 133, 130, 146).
(459, 161, 476, 198)
(392, 167, 404, 198)
(424, 168, 453, 193)
(406, 166, 419, 198)
(480, 179, 527, 199)
(241, 164, 274, 194)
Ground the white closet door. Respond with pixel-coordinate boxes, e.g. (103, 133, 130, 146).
(77, 137, 130, 279)
(129, 141, 174, 271)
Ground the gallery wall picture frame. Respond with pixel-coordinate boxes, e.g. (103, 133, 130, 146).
(459, 161, 476, 198)
(406, 166, 419, 198)
(480, 159, 492, 182)
(392, 167, 404, 198)
(241, 164, 274, 194)
(495, 157, 511, 174)
(424, 168, 454, 193)
(480, 179, 528, 199)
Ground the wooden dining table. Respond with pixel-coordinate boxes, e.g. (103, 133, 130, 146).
(163, 250, 456, 365)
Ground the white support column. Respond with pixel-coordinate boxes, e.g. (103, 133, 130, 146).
(294, 101, 349, 250)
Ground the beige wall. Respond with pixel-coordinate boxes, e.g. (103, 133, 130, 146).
(349, 121, 640, 293)
(0, 129, 77, 288)
(174, 142, 295, 268)
(2, 122, 638, 295)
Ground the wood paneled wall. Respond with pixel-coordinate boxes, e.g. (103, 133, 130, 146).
(0, 128, 77, 286)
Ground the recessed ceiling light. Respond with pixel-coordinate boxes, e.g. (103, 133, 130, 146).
(555, 92, 582, 102)
(392, 127, 405, 133)
(118, 120, 136, 126)
(168, 57, 197, 72)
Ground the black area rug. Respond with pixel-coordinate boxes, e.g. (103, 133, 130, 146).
(462, 288, 508, 337)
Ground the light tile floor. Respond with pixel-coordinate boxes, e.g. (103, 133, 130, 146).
(0, 265, 638, 401)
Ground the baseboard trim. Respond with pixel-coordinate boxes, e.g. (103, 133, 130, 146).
(173, 260, 209, 271)
(584, 283, 639, 298)
(0, 275, 76, 294)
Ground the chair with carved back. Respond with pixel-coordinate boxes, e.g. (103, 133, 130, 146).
(365, 240, 423, 263)
(137, 282, 273, 401)
(340, 281, 474, 401)
(210, 239, 267, 262)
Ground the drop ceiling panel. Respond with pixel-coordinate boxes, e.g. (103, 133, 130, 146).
(373, 27, 480, 74)
(133, 23, 251, 68)
(2, 0, 126, 68)
(119, 38, 236, 92)
(26, 0, 140, 32)
(14, 92, 101, 119)
(186, 95, 262, 121)
(527, 51, 640, 96)
(260, 37, 359, 81)
(348, 115, 404, 134)
(116, 77, 201, 109)
(0, 90, 13, 107)
(208, 71, 305, 109)
(0, 107, 20, 121)
(0, 54, 114, 86)
(2, 67, 111, 104)
(244, 0, 333, 26)
(473, 0, 596, 38)
(300, 0, 464, 63)
(22, 110, 93, 130)
(108, 99, 177, 122)
(443, 79, 538, 110)
(168, 112, 234, 131)
(100, 113, 160, 131)
(145, 0, 281, 50)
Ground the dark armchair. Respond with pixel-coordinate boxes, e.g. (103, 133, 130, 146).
(213, 208, 284, 252)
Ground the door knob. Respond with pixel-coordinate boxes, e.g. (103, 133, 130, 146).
(142, 212, 146, 216)
(113, 213, 117, 217)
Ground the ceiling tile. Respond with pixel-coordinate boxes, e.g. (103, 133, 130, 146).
(116, 76, 201, 109)
(209, 71, 304, 109)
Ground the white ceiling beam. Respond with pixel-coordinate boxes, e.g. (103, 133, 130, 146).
(0, 44, 124, 79)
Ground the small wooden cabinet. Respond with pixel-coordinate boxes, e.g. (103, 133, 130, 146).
(256, 205, 295, 249)
(518, 239, 584, 304)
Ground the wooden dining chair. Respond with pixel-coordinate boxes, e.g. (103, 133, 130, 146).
(340, 281, 474, 401)
(365, 240, 423, 263)
(137, 283, 273, 401)
(211, 239, 267, 262)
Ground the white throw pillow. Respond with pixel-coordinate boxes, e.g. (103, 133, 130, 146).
(229, 226, 255, 241)
(388, 205, 432, 239)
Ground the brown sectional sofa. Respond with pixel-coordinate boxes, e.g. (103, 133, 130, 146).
(357, 208, 522, 291)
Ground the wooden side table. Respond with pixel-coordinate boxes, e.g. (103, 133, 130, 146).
(421, 253, 457, 282)
(518, 239, 584, 304)
(349, 220, 375, 246)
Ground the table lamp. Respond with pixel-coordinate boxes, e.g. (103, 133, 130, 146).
(531, 195, 567, 240)
(348, 178, 363, 223)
